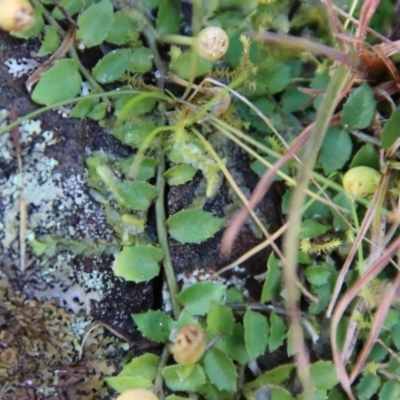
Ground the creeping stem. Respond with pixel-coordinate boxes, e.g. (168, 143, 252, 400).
(155, 151, 181, 320)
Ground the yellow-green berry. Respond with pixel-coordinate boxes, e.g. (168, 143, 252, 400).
(343, 166, 380, 198)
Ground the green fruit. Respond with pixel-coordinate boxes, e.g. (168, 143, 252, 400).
(343, 166, 380, 198)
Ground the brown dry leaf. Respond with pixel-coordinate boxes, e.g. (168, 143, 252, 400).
(26, 25, 76, 93)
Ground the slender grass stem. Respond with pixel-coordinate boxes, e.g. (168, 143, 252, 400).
(155, 152, 181, 320)
(283, 65, 350, 393)
(0, 90, 172, 135)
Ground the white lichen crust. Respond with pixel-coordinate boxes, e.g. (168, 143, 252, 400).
(0, 110, 115, 313)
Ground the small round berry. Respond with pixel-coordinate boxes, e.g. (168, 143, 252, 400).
(195, 27, 229, 60)
(170, 324, 207, 366)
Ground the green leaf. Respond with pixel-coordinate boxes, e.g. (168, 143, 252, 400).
(38, 25, 59, 56)
(304, 264, 334, 287)
(156, 0, 182, 34)
(203, 348, 237, 392)
(281, 86, 311, 112)
(269, 312, 286, 352)
(93, 49, 131, 83)
(69, 97, 98, 119)
(261, 253, 281, 303)
(166, 396, 190, 400)
(129, 47, 154, 74)
(300, 219, 330, 239)
(52, 0, 84, 19)
(76, 0, 114, 48)
(381, 106, 400, 151)
(349, 144, 380, 170)
(87, 102, 107, 120)
(167, 208, 223, 244)
(271, 388, 295, 400)
(393, 322, 400, 350)
(341, 82, 376, 129)
(356, 373, 381, 400)
(379, 381, 400, 400)
(164, 165, 197, 186)
(246, 364, 295, 389)
(309, 360, 338, 391)
(113, 244, 164, 283)
(118, 156, 159, 181)
(226, 287, 244, 303)
(170, 50, 214, 79)
(384, 310, 400, 330)
(318, 127, 352, 174)
(132, 310, 173, 342)
(176, 282, 226, 316)
(259, 64, 291, 94)
(162, 364, 206, 392)
(175, 309, 200, 331)
(207, 301, 234, 336)
(297, 389, 328, 400)
(118, 180, 158, 211)
(104, 375, 152, 393)
(367, 342, 388, 363)
(119, 353, 160, 379)
(116, 94, 157, 119)
(106, 12, 137, 45)
(328, 387, 347, 400)
(112, 121, 157, 149)
(31, 59, 81, 106)
(215, 323, 249, 365)
(244, 309, 269, 360)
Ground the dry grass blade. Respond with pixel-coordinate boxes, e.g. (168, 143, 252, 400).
(350, 272, 400, 384)
(356, 0, 381, 42)
(26, 24, 76, 92)
(331, 235, 400, 399)
(220, 123, 313, 256)
(251, 31, 350, 66)
(326, 181, 383, 318)
(324, 0, 348, 51)
(283, 65, 350, 394)
(10, 108, 27, 273)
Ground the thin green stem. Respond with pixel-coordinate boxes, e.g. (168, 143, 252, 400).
(0, 90, 171, 135)
(211, 117, 391, 217)
(157, 33, 195, 46)
(155, 152, 181, 320)
(154, 345, 170, 400)
(128, 125, 175, 179)
(350, 200, 364, 270)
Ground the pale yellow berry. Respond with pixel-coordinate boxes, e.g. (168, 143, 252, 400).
(343, 166, 381, 198)
(195, 27, 229, 60)
(0, 0, 35, 32)
(170, 324, 207, 366)
(114, 389, 158, 400)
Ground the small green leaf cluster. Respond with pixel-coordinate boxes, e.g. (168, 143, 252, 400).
(106, 276, 340, 399)
(352, 309, 400, 400)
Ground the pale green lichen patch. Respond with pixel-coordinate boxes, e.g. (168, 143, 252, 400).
(0, 109, 127, 396)
(0, 109, 117, 313)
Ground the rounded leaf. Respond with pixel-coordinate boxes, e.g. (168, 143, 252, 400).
(113, 244, 164, 282)
(31, 59, 81, 106)
(76, 0, 113, 48)
(93, 49, 131, 83)
(167, 208, 223, 244)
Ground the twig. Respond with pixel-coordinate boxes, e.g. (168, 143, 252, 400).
(154, 346, 170, 400)
(10, 108, 27, 272)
